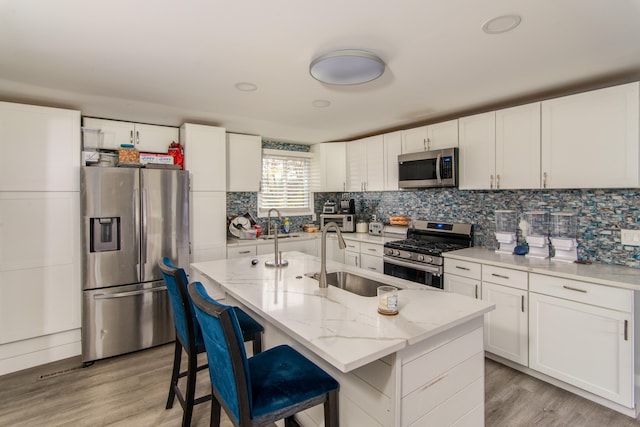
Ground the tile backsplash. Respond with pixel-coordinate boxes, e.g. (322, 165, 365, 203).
(228, 188, 640, 268)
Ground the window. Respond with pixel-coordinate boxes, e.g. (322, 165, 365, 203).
(258, 149, 314, 217)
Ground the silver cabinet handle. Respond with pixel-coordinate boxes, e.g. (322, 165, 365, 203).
(367, 248, 377, 252)
(496, 174, 501, 189)
(490, 175, 494, 189)
(624, 320, 629, 341)
(492, 273, 509, 279)
(455, 266, 470, 271)
(136, 130, 140, 145)
(543, 172, 548, 189)
(475, 284, 478, 299)
(521, 295, 525, 312)
(368, 266, 376, 271)
(129, 130, 134, 144)
(563, 285, 587, 293)
(239, 250, 251, 254)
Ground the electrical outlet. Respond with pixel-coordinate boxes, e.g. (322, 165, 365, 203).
(621, 229, 640, 246)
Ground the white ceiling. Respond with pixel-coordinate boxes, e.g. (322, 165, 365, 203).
(1, 0, 639, 144)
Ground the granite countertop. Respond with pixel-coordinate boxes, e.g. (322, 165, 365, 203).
(444, 247, 640, 291)
(191, 252, 494, 373)
(227, 231, 396, 247)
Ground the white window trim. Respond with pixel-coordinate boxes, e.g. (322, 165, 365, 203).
(257, 149, 315, 218)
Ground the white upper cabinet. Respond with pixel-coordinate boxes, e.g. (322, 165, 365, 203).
(458, 111, 496, 190)
(383, 131, 402, 191)
(311, 142, 346, 192)
(0, 102, 80, 192)
(495, 103, 541, 189)
(181, 123, 226, 191)
(226, 133, 262, 192)
(82, 117, 178, 153)
(346, 135, 384, 192)
(541, 82, 639, 189)
(401, 119, 458, 154)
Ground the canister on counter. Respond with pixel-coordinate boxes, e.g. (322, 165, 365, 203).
(118, 144, 140, 165)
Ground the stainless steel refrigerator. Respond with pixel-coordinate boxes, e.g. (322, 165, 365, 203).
(80, 166, 189, 364)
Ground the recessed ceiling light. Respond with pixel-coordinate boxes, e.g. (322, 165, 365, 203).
(482, 14, 522, 34)
(310, 49, 385, 85)
(234, 82, 258, 92)
(312, 99, 331, 108)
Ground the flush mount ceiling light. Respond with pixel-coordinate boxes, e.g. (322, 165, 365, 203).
(482, 14, 522, 34)
(234, 82, 258, 92)
(310, 49, 385, 85)
(312, 99, 331, 108)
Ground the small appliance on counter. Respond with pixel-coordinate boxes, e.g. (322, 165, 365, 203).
(339, 195, 355, 214)
(323, 201, 337, 214)
(522, 210, 550, 259)
(320, 214, 355, 232)
(368, 214, 384, 235)
(550, 212, 578, 262)
(495, 210, 518, 254)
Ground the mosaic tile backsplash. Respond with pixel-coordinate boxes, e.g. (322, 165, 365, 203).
(228, 188, 640, 268)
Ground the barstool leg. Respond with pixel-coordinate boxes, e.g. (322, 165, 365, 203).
(252, 334, 262, 355)
(182, 349, 198, 427)
(166, 340, 182, 409)
(324, 390, 339, 427)
(210, 389, 221, 427)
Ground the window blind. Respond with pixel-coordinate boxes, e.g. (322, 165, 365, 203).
(259, 151, 312, 214)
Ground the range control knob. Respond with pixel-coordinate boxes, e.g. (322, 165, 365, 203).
(417, 255, 425, 262)
(426, 257, 433, 263)
(394, 250, 401, 257)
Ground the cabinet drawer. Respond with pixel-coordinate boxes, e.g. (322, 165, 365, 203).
(530, 273, 632, 312)
(344, 240, 360, 253)
(360, 253, 384, 273)
(444, 259, 481, 280)
(482, 265, 528, 290)
(360, 242, 384, 257)
(227, 246, 257, 259)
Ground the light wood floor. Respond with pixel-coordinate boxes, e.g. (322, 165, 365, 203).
(1, 343, 639, 426)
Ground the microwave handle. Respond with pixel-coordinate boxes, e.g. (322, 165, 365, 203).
(436, 153, 442, 183)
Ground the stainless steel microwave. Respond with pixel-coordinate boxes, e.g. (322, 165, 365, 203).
(398, 147, 458, 188)
(320, 214, 355, 232)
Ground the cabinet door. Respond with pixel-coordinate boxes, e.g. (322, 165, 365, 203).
(541, 82, 639, 189)
(190, 191, 227, 262)
(258, 239, 317, 257)
(482, 282, 528, 366)
(458, 111, 496, 190)
(529, 292, 633, 407)
(401, 126, 428, 153)
(134, 123, 179, 153)
(427, 119, 459, 150)
(364, 135, 384, 191)
(383, 131, 402, 191)
(346, 140, 366, 191)
(226, 133, 262, 192)
(182, 124, 226, 191)
(344, 252, 359, 268)
(495, 103, 541, 189)
(311, 142, 346, 192)
(83, 117, 134, 150)
(228, 246, 257, 259)
(360, 253, 383, 273)
(1, 102, 80, 191)
(443, 274, 480, 299)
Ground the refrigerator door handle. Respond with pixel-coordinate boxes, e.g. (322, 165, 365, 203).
(93, 286, 166, 300)
(140, 186, 147, 268)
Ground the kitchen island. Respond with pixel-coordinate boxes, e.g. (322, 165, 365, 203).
(191, 252, 494, 427)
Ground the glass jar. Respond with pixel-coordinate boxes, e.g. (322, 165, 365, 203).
(118, 144, 140, 164)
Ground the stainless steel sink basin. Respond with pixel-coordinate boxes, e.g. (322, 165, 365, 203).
(306, 271, 396, 297)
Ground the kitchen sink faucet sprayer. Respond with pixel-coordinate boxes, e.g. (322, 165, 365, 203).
(319, 222, 346, 288)
(265, 208, 288, 267)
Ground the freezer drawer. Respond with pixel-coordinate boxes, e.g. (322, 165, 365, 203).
(82, 281, 175, 362)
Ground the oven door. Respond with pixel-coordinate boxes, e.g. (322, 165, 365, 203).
(383, 256, 443, 289)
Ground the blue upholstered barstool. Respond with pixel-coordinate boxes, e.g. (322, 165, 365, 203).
(187, 281, 340, 427)
(159, 258, 264, 427)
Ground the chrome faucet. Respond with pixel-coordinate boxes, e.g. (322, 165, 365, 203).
(265, 208, 288, 267)
(319, 222, 346, 288)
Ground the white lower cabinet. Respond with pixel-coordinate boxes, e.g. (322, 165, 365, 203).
(256, 239, 317, 257)
(443, 258, 481, 299)
(529, 273, 633, 408)
(344, 240, 360, 268)
(227, 246, 257, 259)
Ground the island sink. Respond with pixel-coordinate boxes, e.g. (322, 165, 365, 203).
(306, 271, 396, 297)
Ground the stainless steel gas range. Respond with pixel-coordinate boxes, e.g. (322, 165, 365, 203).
(383, 220, 473, 288)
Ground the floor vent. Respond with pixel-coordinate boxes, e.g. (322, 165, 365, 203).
(38, 366, 82, 381)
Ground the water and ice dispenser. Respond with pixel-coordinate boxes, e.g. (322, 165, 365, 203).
(550, 212, 578, 262)
(495, 210, 518, 254)
(90, 217, 121, 252)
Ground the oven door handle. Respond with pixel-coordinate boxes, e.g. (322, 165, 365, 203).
(384, 256, 442, 275)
